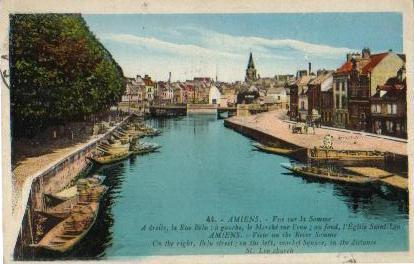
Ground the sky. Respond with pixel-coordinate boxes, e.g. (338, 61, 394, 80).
(84, 13, 402, 82)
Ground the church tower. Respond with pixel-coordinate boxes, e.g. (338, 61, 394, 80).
(245, 52, 257, 82)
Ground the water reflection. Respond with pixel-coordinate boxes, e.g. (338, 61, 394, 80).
(55, 115, 407, 258)
(283, 171, 408, 220)
(67, 162, 128, 259)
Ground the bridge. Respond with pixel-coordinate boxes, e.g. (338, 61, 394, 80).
(148, 104, 241, 118)
(119, 103, 269, 118)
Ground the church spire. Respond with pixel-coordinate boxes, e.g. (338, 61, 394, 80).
(245, 52, 257, 82)
(247, 52, 255, 69)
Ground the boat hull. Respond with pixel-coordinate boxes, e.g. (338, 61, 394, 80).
(281, 163, 371, 185)
(88, 152, 131, 165)
(252, 143, 294, 156)
(33, 203, 100, 253)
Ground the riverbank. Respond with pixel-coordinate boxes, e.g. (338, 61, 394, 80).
(224, 110, 407, 156)
(224, 110, 408, 190)
(9, 114, 135, 259)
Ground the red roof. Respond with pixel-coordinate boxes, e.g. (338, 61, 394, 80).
(361, 53, 388, 74)
(337, 61, 353, 73)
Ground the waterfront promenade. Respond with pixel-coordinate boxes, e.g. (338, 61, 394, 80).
(226, 110, 407, 156)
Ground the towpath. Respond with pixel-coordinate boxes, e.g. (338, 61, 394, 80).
(226, 110, 407, 156)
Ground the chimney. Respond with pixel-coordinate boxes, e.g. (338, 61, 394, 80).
(308, 62, 312, 75)
(397, 65, 406, 82)
(346, 53, 353, 62)
(362, 47, 371, 59)
(351, 58, 357, 70)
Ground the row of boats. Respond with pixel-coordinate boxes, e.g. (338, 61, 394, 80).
(89, 123, 161, 165)
(252, 142, 387, 186)
(32, 175, 107, 252)
(30, 122, 162, 253)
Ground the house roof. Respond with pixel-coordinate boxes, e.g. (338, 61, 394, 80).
(336, 52, 389, 74)
(296, 75, 313, 86)
(361, 52, 388, 74)
(398, 54, 406, 62)
(373, 79, 406, 99)
(309, 72, 332, 85)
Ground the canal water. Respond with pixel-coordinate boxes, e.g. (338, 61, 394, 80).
(73, 115, 407, 259)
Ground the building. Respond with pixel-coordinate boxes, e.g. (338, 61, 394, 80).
(142, 75, 155, 105)
(308, 71, 333, 123)
(334, 48, 405, 130)
(209, 84, 221, 104)
(160, 81, 174, 104)
(122, 75, 145, 105)
(264, 87, 289, 110)
(297, 75, 314, 121)
(320, 77, 334, 126)
(370, 67, 407, 138)
(288, 81, 298, 120)
(245, 52, 258, 82)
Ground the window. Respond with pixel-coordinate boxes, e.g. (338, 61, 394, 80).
(387, 104, 392, 114)
(372, 104, 381, 113)
(301, 101, 305, 110)
(392, 103, 397, 114)
(336, 95, 340, 109)
(341, 95, 347, 108)
(386, 120, 394, 132)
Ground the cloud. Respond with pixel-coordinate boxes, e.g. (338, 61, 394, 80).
(180, 26, 354, 59)
(101, 33, 242, 60)
(98, 28, 354, 81)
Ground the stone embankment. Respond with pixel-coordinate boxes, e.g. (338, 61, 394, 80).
(224, 110, 408, 191)
(9, 114, 135, 259)
(224, 110, 407, 156)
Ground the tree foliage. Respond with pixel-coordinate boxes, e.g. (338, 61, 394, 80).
(10, 14, 125, 137)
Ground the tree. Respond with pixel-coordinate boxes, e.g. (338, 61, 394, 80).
(10, 14, 125, 137)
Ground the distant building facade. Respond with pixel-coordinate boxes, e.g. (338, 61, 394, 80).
(370, 67, 407, 138)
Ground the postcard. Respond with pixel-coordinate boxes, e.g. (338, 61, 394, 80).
(1, 0, 414, 263)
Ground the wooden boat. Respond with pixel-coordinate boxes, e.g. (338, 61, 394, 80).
(281, 163, 373, 185)
(88, 151, 131, 165)
(131, 143, 161, 155)
(252, 143, 297, 156)
(97, 145, 130, 155)
(32, 181, 108, 252)
(44, 174, 106, 202)
(308, 147, 385, 162)
(38, 176, 107, 219)
(32, 202, 100, 253)
(146, 129, 161, 137)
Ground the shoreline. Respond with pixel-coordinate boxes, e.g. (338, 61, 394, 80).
(224, 110, 407, 157)
(8, 114, 135, 259)
(224, 111, 408, 191)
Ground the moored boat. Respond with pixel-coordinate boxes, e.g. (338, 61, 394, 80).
(131, 142, 161, 155)
(45, 174, 106, 201)
(88, 151, 131, 165)
(281, 163, 373, 185)
(37, 176, 108, 219)
(31, 179, 108, 253)
(252, 143, 298, 156)
(32, 202, 101, 253)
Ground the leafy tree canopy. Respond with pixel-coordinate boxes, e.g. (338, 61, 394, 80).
(10, 14, 125, 137)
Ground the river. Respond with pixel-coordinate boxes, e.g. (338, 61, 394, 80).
(68, 114, 408, 259)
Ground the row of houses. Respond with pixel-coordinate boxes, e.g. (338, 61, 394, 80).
(122, 74, 238, 108)
(288, 48, 407, 138)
